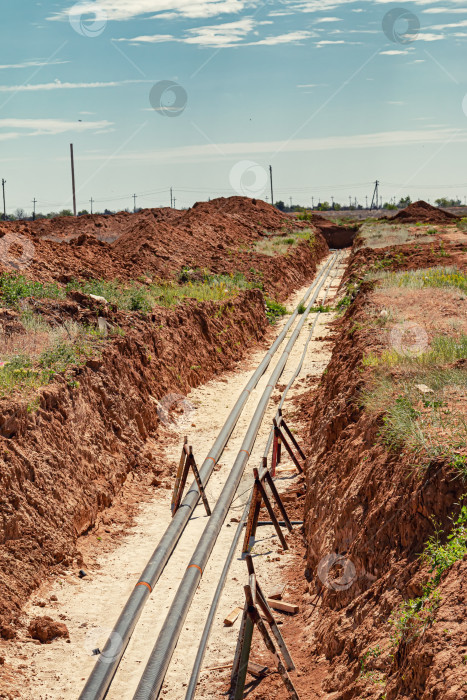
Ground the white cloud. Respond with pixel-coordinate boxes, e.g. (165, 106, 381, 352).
(0, 118, 113, 136)
(430, 19, 467, 29)
(0, 132, 20, 142)
(386, 100, 405, 105)
(296, 83, 326, 88)
(0, 59, 69, 71)
(415, 32, 445, 41)
(314, 16, 342, 22)
(253, 30, 313, 45)
(423, 7, 467, 13)
(380, 49, 409, 55)
(49, 0, 255, 22)
(122, 21, 314, 47)
(0, 79, 148, 92)
(184, 18, 255, 45)
(76, 128, 467, 164)
(316, 40, 345, 46)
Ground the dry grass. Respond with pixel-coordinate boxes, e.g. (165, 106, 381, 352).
(357, 222, 437, 250)
(253, 229, 315, 257)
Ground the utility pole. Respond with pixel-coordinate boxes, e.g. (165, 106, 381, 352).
(365, 195, 368, 209)
(289, 196, 292, 209)
(90, 197, 94, 215)
(311, 196, 314, 209)
(133, 194, 137, 213)
(173, 198, 176, 209)
(70, 144, 77, 216)
(349, 196, 352, 208)
(2, 179, 6, 220)
(370, 180, 379, 210)
(170, 187, 173, 208)
(32, 197, 37, 221)
(269, 165, 274, 207)
(331, 196, 334, 210)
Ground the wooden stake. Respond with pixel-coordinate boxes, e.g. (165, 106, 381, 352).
(171, 440, 211, 516)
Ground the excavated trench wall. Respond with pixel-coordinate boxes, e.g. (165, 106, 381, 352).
(301, 283, 467, 698)
(0, 291, 270, 637)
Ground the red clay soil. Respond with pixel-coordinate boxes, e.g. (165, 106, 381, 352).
(0, 196, 329, 645)
(308, 214, 358, 250)
(245, 288, 467, 700)
(344, 237, 467, 288)
(385, 200, 458, 224)
(0, 290, 271, 639)
(300, 294, 467, 699)
(0, 197, 328, 301)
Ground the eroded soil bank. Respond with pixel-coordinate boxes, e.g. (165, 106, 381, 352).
(0, 198, 329, 647)
(243, 207, 467, 700)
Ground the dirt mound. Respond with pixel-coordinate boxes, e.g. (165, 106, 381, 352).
(28, 617, 69, 644)
(387, 199, 458, 224)
(0, 198, 326, 301)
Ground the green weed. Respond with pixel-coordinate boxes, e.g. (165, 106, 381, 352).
(265, 298, 288, 324)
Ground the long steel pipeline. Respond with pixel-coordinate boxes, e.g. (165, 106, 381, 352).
(133, 252, 338, 700)
(183, 250, 342, 699)
(79, 255, 335, 700)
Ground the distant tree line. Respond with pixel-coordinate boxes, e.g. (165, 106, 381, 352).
(2, 195, 465, 222)
(275, 195, 465, 213)
(3, 207, 138, 222)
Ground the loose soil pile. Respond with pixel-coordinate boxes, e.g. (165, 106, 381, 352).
(0, 198, 328, 301)
(386, 200, 458, 224)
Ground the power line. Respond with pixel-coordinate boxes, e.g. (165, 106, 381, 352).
(2, 179, 6, 221)
(70, 144, 77, 217)
(370, 180, 379, 210)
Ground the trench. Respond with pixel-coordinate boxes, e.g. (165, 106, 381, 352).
(1, 253, 349, 699)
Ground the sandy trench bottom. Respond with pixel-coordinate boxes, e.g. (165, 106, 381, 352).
(5, 253, 347, 700)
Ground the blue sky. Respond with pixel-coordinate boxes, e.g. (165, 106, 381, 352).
(1, 0, 467, 214)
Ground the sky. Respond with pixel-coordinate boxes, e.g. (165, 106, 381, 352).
(1, 0, 467, 214)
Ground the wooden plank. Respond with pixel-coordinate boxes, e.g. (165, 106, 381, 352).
(245, 554, 295, 672)
(266, 599, 299, 615)
(231, 603, 248, 682)
(248, 605, 301, 700)
(280, 416, 306, 461)
(224, 606, 243, 627)
(232, 589, 255, 700)
(268, 584, 286, 600)
(172, 450, 190, 515)
(206, 661, 267, 677)
(265, 472, 293, 533)
(248, 662, 268, 677)
(277, 427, 303, 473)
(171, 437, 188, 513)
(271, 427, 280, 477)
(255, 470, 288, 551)
(242, 483, 261, 553)
(276, 466, 297, 474)
(188, 452, 211, 516)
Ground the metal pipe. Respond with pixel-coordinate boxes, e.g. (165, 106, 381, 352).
(183, 253, 341, 699)
(79, 256, 334, 700)
(133, 253, 338, 700)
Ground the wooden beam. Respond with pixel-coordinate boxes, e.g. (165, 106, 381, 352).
(224, 606, 243, 627)
(266, 599, 299, 615)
